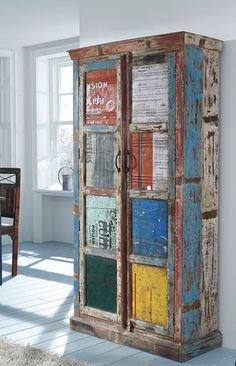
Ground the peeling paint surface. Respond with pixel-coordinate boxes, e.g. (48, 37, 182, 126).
(182, 310, 200, 342)
(70, 32, 222, 361)
(183, 184, 201, 306)
(203, 50, 219, 117)
(86, 256, 117, 313)
(86, 133, 117, 189)
(132, 263, 168, 326)
(131, 131, 168, 192)
(184, 45, 203, 179)
(200, 218, 218, 336)
(202, 123, 218, 212)
(86, 195, 117, 250)
(131, 198, 168, 258)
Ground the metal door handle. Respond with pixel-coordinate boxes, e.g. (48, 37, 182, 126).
(115, 150, 121, 173)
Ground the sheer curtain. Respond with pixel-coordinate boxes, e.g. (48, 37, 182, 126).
(0, 56, 11, 166)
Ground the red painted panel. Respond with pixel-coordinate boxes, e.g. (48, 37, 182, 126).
(141, 133, 153, 189)
(131, 133, 140, 189)
(85, 69, 117, 125)
(131, 132, 168, 191)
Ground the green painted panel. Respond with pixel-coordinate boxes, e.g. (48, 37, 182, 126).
(86, 256, 117, 313)
(86, 195, 117, 250)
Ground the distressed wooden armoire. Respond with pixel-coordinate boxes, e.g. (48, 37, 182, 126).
(69, 32, 222, 362)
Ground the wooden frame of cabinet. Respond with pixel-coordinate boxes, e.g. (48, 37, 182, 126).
(69, 32, 223, 362)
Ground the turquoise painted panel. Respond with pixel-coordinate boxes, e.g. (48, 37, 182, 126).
(85, 59, 117, 72)
(182, 310, 200, 342)
(184, 45, 203, 179)
(86, 195, 117, 250)
(183, 184, 201, 305)
(132, 199, 168, 258)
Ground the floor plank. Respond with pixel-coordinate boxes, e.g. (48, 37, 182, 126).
(1, 242, 236, 366)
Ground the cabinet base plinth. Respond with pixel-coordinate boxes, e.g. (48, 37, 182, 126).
(70, 316, 222, 362)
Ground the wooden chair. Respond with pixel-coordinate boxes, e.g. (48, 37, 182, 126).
(0, 168, 21, 278)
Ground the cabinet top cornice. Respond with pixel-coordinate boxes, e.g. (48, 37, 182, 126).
(68, 31, 223, 61)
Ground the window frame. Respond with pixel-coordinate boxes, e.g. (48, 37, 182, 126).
(48, 56, 73, 189)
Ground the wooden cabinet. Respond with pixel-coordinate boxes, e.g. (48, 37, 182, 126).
(69, 32, 223, 362)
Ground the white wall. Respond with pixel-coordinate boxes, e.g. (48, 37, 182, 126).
(219, 41, 236, 349)
(0, 46, 26, 244)
(22, 38, 79, 244)
(79, 0, 236, 46)
(79, 0, 236, 349)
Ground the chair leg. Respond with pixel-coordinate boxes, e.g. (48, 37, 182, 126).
(0, 216, 2, 285)
(12, 238, 18, 277)
(0, 235, 2, 285)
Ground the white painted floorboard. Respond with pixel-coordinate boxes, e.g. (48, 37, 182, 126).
(1, 242, 236, 366)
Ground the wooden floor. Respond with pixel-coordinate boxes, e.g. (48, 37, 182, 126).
(1, 242, 236, 366)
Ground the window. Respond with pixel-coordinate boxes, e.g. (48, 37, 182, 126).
(36, 54, 73, 190)
(0, 52, 15, 167)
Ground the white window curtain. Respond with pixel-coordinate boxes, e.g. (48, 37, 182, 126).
(0, 56, 11, 166)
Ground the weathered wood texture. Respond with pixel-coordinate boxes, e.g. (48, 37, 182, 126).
(69, 32, 222, 62)
(1, 243, 233, 365)
(132, 263, 168, 326)
(0, 168, 21, 278)
(200, 48, 220, 338)
(70, 32, 223, 362)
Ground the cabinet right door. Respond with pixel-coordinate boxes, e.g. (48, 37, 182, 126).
(127, 52, 176, 337)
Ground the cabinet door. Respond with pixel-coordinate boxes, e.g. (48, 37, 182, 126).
(78, 56, 127, 324)
(127, 52, 176, 337)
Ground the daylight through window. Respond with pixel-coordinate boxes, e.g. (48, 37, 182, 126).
(36, 54, 73, 190)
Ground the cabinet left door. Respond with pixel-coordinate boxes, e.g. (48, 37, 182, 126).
(77, 56, 127, 325)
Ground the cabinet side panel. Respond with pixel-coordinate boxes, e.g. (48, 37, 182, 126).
(203, 50, 219, 117)
(183, 183, 201, 305)
(184, 45, 203, 179)
(201, 124, 218, 212)
(200, 49, 220, 337)
(182, 183, 201, 342)
(200, 218, 218, 336)
(182, 45, 203, 342)
(174, 50, 184, 343)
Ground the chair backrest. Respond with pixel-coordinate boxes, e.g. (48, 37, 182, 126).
(0, 168, 20, 222)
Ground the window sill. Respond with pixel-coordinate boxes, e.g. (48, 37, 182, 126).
(33, 189, 73, 197)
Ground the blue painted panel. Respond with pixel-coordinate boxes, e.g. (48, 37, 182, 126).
(184, 45, 203, 178)
(85, 59, 117, 72)
(85, 125, 116, 133)
(132, 199, 168, 258)
(182, 310, 200, 342)
(183, 184, 201, 305)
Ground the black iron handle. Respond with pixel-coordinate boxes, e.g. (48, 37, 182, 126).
(115, 150, 121, 173)
(125, 148, 130, 173)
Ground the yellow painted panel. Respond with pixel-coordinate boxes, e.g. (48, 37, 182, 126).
(132, 264, 168, 327)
